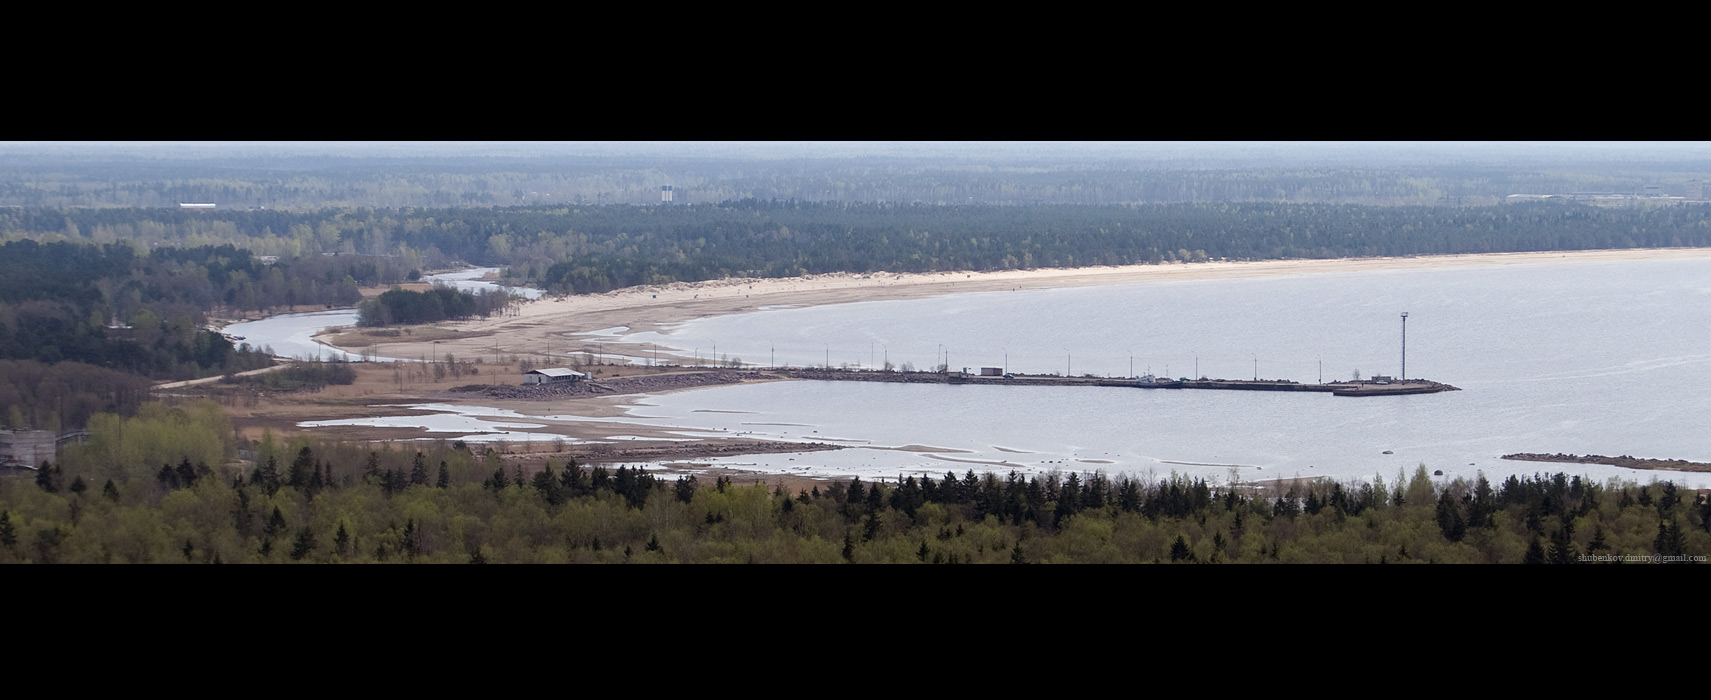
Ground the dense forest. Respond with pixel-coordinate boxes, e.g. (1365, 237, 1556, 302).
(357, 287, 514, 327)
(1, 401, 1703, 563)
(3, 142, 1709, 208)
(8, 200, 1711, 295)
(0, 240, 421, 428)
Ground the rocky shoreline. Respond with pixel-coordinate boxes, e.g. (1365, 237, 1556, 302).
(463, 370, 779, 399)
(1501, 452, 1711, 473)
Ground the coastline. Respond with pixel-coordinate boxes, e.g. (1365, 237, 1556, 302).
(329, 247, 1711, 365)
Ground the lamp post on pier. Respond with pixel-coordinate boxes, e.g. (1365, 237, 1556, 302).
(1400, 312, 1409, 380)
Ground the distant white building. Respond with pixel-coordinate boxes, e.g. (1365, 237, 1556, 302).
(179, 203, 216, 209)
(523, 368, 589, 385)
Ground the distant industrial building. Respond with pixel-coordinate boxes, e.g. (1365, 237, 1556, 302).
(0, 430, 56, 468)
(178, 202, 216, 209)
(661, 185, 674, 204)
(523, 368, 589, 385)
(980, 367, 1003, 376)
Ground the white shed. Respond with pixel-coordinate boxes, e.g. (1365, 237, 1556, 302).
(523, 368, 588, 385)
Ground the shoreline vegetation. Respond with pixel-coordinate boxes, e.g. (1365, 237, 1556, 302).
(2, 421, 1705, 563)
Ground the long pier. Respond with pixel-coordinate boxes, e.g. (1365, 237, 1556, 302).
(771, 368, 1458, 396)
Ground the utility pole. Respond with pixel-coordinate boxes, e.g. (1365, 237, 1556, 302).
(1253, 354, 1258, 381)
(1400, 312, 1409, 380)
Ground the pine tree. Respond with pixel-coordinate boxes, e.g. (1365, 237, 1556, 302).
(646, 533, 661, 553)
(436, 461, 450, 489)
(69, 476, 87, 495)
(842, 533, 854, 562)
(333, 522, 350, 556)
(1010, 540, 1026, 564)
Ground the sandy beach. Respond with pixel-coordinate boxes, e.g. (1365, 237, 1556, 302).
(228, 246, 1711, 486)
(328, 247, 1711, 367)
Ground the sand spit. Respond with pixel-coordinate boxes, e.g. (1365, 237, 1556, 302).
(328, 248, 1711, 366)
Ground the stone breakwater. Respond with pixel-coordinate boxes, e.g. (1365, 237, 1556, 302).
(1501, 453, 1711, 473)
(468, 370, 779, 399)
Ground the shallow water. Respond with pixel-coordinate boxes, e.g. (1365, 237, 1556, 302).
(223, 268, 540, 361)
(604, 256, 1711, 487)
(273, 256, 1711, 487)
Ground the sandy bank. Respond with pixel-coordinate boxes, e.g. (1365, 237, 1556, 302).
(329, 247, 1711, 367)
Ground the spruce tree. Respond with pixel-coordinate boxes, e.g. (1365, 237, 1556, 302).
(264, 506, 286, 538)
(437, 461, 450, 489)
(69, 476, 87, 495)
(334, 522, 350, 556)
(1548, 521, 1578, 565)
(257, 456, 281, 495)
(1170, 535, 1194, 562)
(290, 527, 316, 561)
(288, 448, 313, 488)
(1523, 537, 1547, 564)
(36, 462, 58, 492)
(0, 510, 15, 550)
(410, 452, 429, 486)
(1655, 521, 1687, 559)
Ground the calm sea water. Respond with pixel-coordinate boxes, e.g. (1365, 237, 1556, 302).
(224, 268, 533, 361)
(609, 256, 1711, 487)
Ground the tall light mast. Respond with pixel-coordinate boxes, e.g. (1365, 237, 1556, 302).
(1400, 312, 1409, 380)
